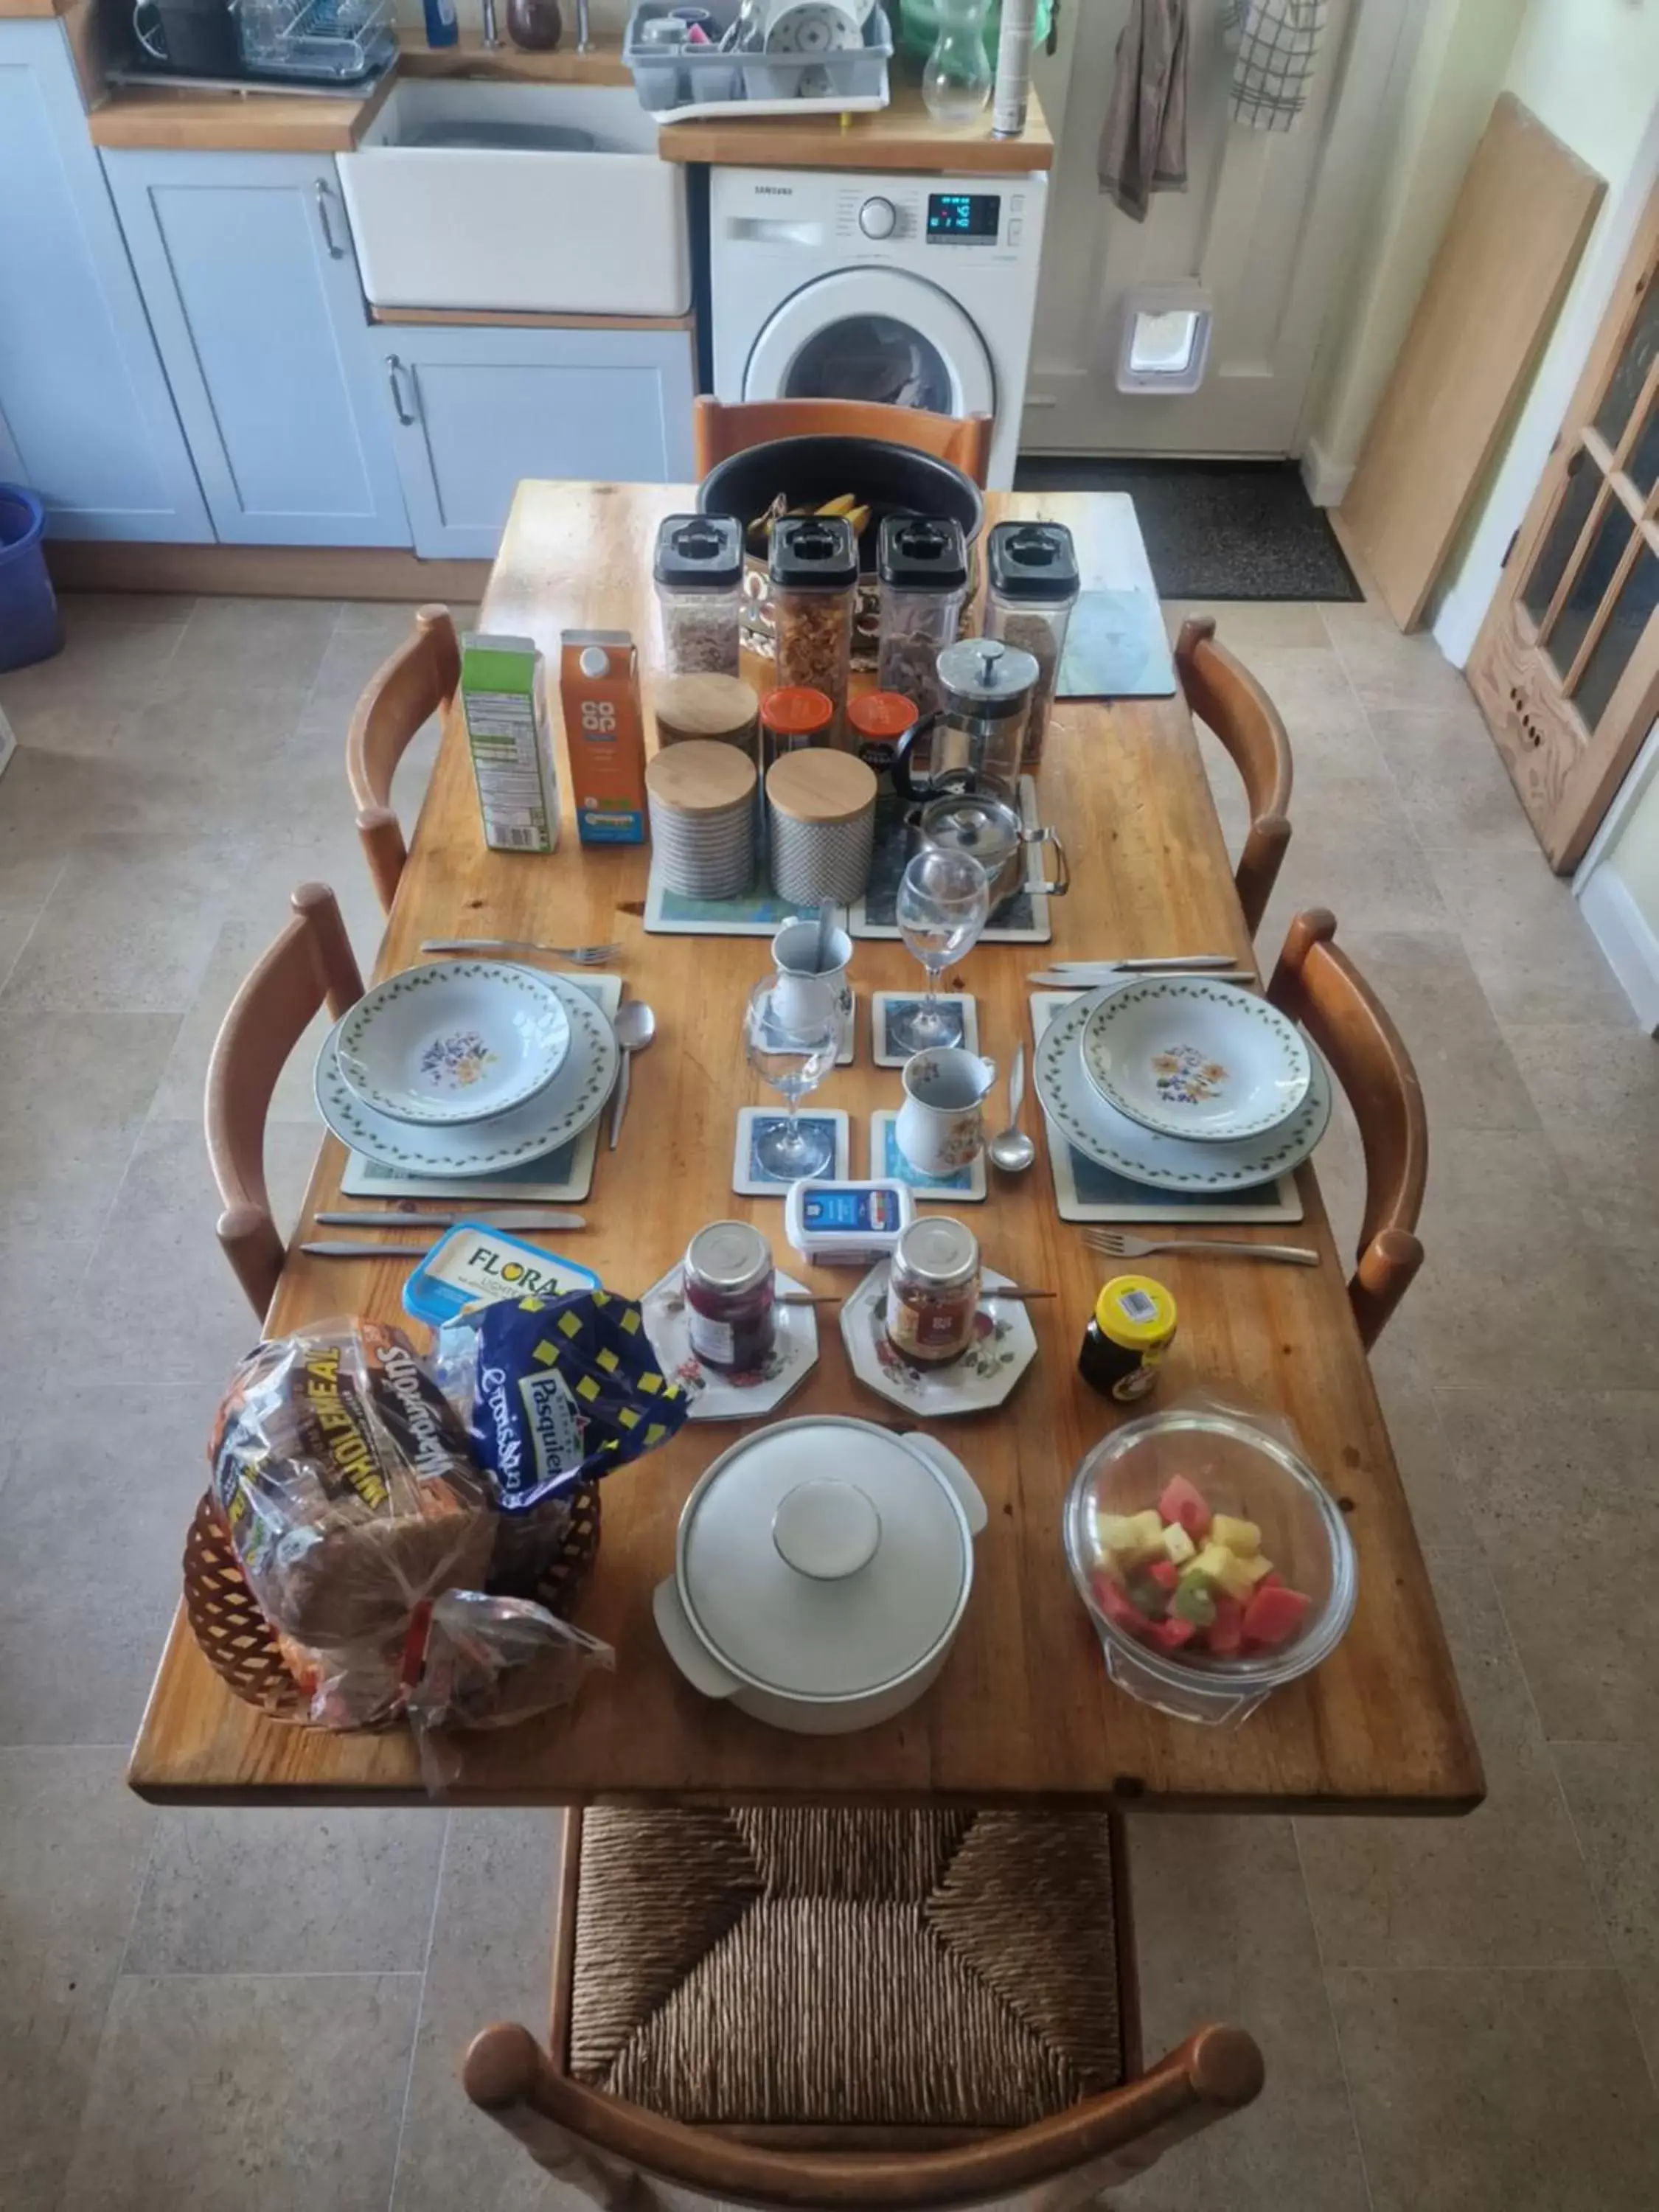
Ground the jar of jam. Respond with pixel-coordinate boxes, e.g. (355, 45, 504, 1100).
(684, 1221, 776, 1371)
(885, 1216, 981, 1364)
(846, 689, 919, 790)
(1077, 1274, 1178, 1402)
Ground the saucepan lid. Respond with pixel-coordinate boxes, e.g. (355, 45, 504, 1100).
(675, 1416, 976, 1702)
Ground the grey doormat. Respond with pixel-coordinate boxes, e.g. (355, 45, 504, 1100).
(1012, 458, 1363, 602)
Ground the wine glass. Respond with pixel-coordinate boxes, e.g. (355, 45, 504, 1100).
(889, 848, 991, 1053)
(743, 975, 840, 1181)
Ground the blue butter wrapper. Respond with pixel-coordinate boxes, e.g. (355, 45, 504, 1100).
(438, 1288, 689, 1510)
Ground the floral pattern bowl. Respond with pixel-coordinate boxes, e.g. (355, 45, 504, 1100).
(1079, 976, 1310, 1144)
(335, 961, 571, 1127)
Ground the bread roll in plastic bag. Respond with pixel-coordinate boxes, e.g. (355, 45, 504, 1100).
(209, 1318, 494, 1670)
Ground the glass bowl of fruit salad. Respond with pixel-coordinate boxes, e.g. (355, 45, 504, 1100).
(1063, 1406, 1357, 1725)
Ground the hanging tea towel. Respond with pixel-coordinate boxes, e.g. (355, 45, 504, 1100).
(1097, 0, 1189, 224)
(1223, 0, 1328, 132)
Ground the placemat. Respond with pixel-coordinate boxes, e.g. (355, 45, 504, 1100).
(1030, 992, 1303, 1225)
(644, 779, 1052, 944)
(339, 973, 622, 1203)
(1057, 589, 1177, 698)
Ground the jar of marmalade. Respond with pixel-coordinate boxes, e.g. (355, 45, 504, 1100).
(885, 1216, 981, 1364)
(684, 1221, 776, 1371)
(1077, 1274, 1178, 1402)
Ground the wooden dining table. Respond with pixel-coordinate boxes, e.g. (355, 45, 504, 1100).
(129, 481, 1482, 1815)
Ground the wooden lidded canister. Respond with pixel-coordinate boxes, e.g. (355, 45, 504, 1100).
(765, 747, 877, 906)
(646, 738, 758, 901)
(653, 673, 760, 760)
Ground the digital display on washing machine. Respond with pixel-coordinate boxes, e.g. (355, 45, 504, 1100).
(926, 192, 1001, 241)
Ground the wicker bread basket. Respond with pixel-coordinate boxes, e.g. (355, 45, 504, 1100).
(181, 1486, 602, 1726)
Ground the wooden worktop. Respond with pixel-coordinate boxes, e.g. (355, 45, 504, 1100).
(87, 69, 397, 153)
(658, 74, 1052, 173)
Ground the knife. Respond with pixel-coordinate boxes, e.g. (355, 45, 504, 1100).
(1028, 967, 1255, 989)
(313, 1210, 586, 1231)
(302, 1241, 448, 1260)
(1043, 954, 1239, 972)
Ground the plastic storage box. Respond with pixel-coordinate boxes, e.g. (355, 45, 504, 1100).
(624, 1, 893, 119)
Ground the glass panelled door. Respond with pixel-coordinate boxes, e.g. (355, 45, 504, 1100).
(1470, 192, 1659, 871)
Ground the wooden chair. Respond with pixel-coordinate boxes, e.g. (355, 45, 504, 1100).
(1269, 908, 1427, 1349)
(1174, 616, 1294, 936)
(464, 1805, 1263, 2208)
(205, 882, 364, 1321)
(692, 395, 995, 488)
(346, 603, 461, 914)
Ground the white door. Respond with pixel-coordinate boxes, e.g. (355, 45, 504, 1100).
(1024, 0, 1395, 456)
(743, 268, 998, 419)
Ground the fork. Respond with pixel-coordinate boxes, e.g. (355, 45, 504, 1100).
(420, 937, 619, 966)
(1085, 1228, 1319, 1267)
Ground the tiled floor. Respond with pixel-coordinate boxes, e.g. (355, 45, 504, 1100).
(1, 588, 1656, 2211)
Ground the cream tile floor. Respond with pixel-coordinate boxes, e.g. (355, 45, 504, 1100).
(1, 589, 1657, 2212)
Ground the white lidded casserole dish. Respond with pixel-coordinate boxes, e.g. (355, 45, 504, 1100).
(653, 1413, 987, 1734)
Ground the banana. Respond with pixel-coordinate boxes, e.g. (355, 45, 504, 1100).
(846, 504, 872, 538)
(815, 493, 858, 518)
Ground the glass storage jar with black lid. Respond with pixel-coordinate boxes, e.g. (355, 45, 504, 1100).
(983, 521, 1080, 771)
(770, 516, 858, 717)
(654, 514, 745, 678)
(684, 1221, 777, 1372)
(876, 515, 969, 718)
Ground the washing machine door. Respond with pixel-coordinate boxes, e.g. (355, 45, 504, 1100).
(744, 269, 997, 420)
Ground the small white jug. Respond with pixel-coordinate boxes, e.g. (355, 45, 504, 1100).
(771, 915, 855, 1053)
(896, 1046, 997, 1177)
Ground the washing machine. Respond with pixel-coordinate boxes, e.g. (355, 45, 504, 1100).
(708, 164, 1050, 489)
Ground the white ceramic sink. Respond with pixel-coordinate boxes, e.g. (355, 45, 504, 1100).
(336, 82, 689, 317)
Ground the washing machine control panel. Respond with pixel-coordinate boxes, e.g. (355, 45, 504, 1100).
(832, 184, 1023, 257)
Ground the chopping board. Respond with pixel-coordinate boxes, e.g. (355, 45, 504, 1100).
(1338, 93, 1604, 631)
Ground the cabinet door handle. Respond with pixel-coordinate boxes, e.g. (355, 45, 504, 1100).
(314, 179, 346, 260)
(386, 355, 417, 426)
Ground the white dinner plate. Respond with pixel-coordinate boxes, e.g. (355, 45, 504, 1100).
(1035, 987, 1332, 1192)
(1079, 973, 1310, 1142)
(335, 959, 571, 1126)
(315, 969, 618, 1176)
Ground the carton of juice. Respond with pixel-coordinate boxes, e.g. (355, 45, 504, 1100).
(459, 632, 560, 853)
(559, 630, 647, 846)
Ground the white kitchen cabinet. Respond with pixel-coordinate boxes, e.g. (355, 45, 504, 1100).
(379, 324, 697, 559)
(0, 21, 209, 541)
(101, 148, 409, 548)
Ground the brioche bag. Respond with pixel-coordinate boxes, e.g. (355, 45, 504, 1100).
(434, 1284, 691, 1587)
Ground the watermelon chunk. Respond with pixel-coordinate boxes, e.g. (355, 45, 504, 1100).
(1147, 1615, 1197, 1653)
(1158, 1475, 1212, 1541)
(1206, 1592, 1245, 1655)
(1092, 1572, 1155, 1638)
(1146, 1559, 1180, 1593)
(1242, 1582, 1312, 1648)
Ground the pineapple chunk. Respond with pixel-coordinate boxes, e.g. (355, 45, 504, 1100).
(1234, 1551, 1275, 1585)
(1192, 1540, 1257, 1602)
(1211, 1514, 1262, 1557)
(1095, 1509, 1166, 1565)
(1161, 1521, 1197, 1568)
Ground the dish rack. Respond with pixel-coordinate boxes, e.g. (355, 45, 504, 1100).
(232, 0, 394, 83)
(623, 0, 892, 122)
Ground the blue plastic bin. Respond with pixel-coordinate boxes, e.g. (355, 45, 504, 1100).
(0, 484, 64, 674)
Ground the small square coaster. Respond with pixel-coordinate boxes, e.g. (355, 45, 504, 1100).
(733, 1107, 850, 1194)
(872, 992, 978, 1067)
(869, 1109, 987, 1203)
(754, 992, 858, 1068)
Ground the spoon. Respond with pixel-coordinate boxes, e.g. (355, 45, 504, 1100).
(988, 1043, 1035, 1174)
(608, 1000, 657, 1150)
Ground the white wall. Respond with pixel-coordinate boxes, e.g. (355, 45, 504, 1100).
(1430, 1, 1659, 664)
(1301, 0, 1525, 504)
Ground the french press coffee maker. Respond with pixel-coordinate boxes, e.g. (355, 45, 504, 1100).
(890, 636, 1040, 805)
